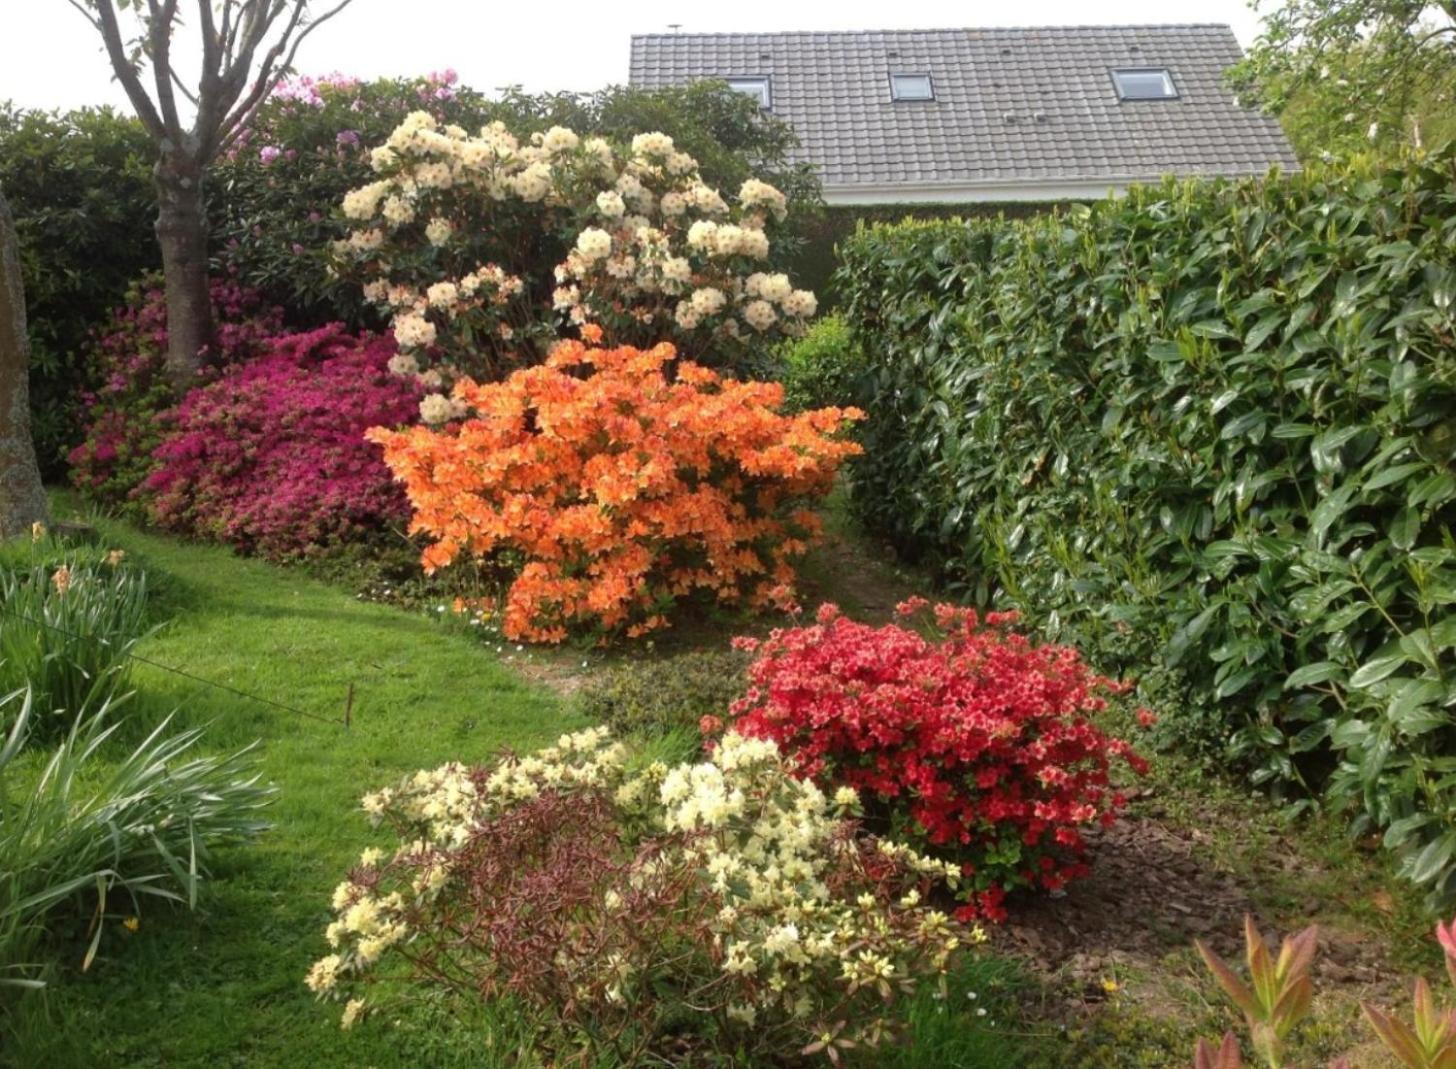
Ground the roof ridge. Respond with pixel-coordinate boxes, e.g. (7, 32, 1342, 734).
(631, 24, 1235, 40)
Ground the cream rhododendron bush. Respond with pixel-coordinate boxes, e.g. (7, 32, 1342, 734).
(307, 727, 980, 1063)
(333, 112, 817, 423)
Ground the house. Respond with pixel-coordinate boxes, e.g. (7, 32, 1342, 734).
(628, 25, 1299, 205)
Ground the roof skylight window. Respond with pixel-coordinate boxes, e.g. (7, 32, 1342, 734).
(889, 73, 934, 101)
(1111, 68, 1177, 100)
(725, 76, 771, 108)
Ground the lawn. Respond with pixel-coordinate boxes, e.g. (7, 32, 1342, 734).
(5, 517, 567, 1067)
(1, 512, 1022, 1069)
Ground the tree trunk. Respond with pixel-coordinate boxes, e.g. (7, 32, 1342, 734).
(154, 152, 214, 390)
(0, 188, 49, 540)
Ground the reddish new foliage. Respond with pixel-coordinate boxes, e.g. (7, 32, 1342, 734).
(144, 324, 422, 560)
(731, 599, 1148, 921)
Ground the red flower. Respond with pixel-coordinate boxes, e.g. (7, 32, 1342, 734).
(731, 603, 1145, 919)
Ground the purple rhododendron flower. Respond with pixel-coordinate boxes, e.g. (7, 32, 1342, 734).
(259, 145, 282, 164)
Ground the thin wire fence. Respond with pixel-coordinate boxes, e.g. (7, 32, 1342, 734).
(0, 605, 350, 730)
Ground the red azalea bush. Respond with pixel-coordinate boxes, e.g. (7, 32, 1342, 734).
(730, 599, 1149, 921)
(68, 274, 284, 508)
(143, 324, 422, 560)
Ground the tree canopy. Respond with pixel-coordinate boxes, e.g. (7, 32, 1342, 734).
(1231, 0, 1456, 157)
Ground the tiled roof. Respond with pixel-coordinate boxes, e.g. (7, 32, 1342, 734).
(629, 25, 1299, 192)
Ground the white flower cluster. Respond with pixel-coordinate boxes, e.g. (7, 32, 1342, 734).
(655, 733, 966, 1011)
(482, 725, 628, 804)
(334, 114, 817, 382)
(310, 726, 975, 1040)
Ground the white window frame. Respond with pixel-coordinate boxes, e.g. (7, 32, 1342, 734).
(1111, 67, 1178, 101)
(889, 72, 935, 102)
(725, 76, 771, 109)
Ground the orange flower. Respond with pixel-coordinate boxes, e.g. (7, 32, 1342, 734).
(368, 341, 862, 643)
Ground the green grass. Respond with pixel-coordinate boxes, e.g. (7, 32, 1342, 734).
(3, 515, 1020, 1068)
(4, 520, 566, 1068)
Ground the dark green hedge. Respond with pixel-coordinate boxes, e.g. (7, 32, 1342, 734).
(837, 155, 1456, 904)
(0, 105, 157, 475)
(786, 201, 1054, 306)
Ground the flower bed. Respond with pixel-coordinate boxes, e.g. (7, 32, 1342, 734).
(309, 727, 978, 1063)
(144, 324, 422, 560)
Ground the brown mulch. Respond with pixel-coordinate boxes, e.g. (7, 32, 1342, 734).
(992, 800, 1406, 1017)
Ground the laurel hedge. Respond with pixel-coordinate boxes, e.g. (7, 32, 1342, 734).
(837, 154, 1456, 904)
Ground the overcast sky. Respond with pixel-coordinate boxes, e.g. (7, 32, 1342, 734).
(1, 0, 1266, 115)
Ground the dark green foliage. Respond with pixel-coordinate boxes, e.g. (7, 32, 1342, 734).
(837, 153, 1456, 905)
(778, 315, 866, 413)
(0, 105, 157, 475)
(573, 649, 749, 741)
(211, 74, 501, 328)
(0, 557, 152, 740)
(789, 201, 1054, 305)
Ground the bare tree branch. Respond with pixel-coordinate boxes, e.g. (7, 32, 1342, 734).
(216, 0, 357, 156)
(85, 0, 168, 139)
(146, 0, 186, 142)
(218, 0, 239, 67)
(196, 0, 221, 86)
(169, 64, 201, 108)
(63, 0, 101, 31)
(203, 0, 294, 152)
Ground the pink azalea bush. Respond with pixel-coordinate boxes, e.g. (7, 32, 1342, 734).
(143, 324, 422, 560)
(68, 275, 283, 508)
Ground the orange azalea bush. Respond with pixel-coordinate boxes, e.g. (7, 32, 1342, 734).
(367, 336, 863, 643)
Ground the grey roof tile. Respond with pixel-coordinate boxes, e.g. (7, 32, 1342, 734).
(629, 25, 1298, 191)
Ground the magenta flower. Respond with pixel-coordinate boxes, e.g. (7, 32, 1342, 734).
(259, 145, 282, 165)
(144, 325, 423, 560)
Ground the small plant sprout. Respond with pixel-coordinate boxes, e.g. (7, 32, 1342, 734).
(1193, 915, 1456, 1069)
(1195, 916, 1316, 1067)
(1361, 957, 1456, 1069)
(1439, 918, 1456, 988)
(1193, 1033, 1245, 1069)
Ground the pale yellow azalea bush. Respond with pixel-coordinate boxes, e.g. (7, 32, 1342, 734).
(331, 112, 817, 424)
(307, 728, 981, 1064)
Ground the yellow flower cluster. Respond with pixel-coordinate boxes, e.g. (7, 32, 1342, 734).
(309, 727, 979, 1046)
(653, 733, 971, 1018)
